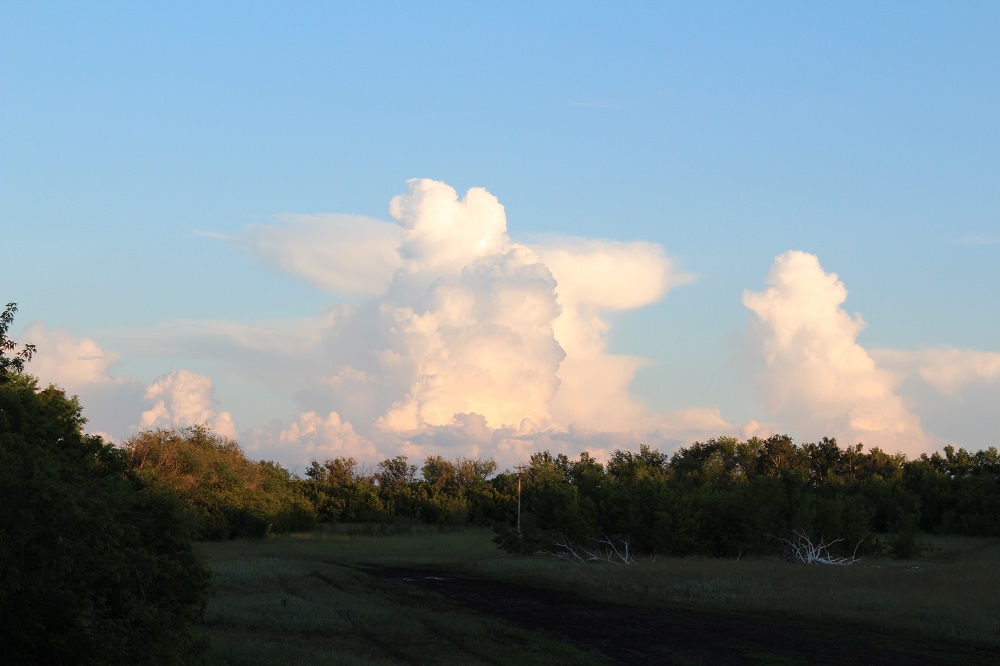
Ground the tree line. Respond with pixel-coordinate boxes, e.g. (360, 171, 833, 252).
(494, 438, 1000, 560)
(121, 423, 1000, 562)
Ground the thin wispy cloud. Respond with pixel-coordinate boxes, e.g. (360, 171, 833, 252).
(195, 231, 229, 240)
(948, 234, 999, 246)
(570, 100, 629, 109)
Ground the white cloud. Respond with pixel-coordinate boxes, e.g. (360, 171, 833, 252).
(22, 323, 123, 387)
(232, 213, 402, 295)
(246, 411, 380, 468)
(528, 235, 693, 311)
(140, 369, 237, 439)
(742, 251, 930, 456)
(529, 236, 697, 431)
(237, 406, 744, 472)
(47, 188, 1000, 470)
(226, 179, 693, 443)
(377, 248, 565, 431)
(32, 179, 720, 469)
(202, 178, 700, 466)
(390, 178, 509, 277)
(18, 324, 239, 443)
(872, 347, 1000, 449)
(19, 323, 147, 440)
(874, 347, 1000, 396)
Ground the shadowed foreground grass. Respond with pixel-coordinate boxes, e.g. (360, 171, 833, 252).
(199, 526, 600, 665)
(199, 527, 1000, 664)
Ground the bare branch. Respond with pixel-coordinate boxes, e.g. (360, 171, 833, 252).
(540, 535, 638, 565)
(768, 529, 864, 566)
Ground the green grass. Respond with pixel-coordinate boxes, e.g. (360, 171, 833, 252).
(199, 526, 601, 665)
(198, 527, 1000, 664)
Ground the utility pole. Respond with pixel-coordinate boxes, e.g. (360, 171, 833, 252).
(515, 464, 525, 536)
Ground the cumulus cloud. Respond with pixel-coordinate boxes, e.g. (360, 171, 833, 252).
(24, 193, 1000, 468)
(17, 324, 238, 443)
(140, 369, 237, 439)
(376, 183, 565, 430)
(391, 179, 509, 276)
(22, 323, 123, 387)
(742, 251, 929, 455)
(61, 178, 712, 469)
(872, 347, 1000, 449)
(246, 411, 380, 469)
(530, 236, 697, 431)
(874, 347, 1000, 396)
(207, 178, 699, 466)
(228, 179, 693, 442)
(528, 235, 690, 311)
(19, 323, 147, 439)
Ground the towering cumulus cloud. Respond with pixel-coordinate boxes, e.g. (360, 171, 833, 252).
(219, 178, 695, 466)
(742, 251, 929, 456)
(37, 178, 696, 467)
(377, 180, 566, 431)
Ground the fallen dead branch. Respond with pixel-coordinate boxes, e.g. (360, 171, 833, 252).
(769, 529, 867, 566)
(540, 535, 638, 565)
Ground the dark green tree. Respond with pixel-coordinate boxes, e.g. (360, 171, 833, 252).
(0, 311, 209, 664)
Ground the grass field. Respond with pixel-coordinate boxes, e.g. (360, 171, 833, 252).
(199, 525, 602, 665)
(198, 526, 1000, 664)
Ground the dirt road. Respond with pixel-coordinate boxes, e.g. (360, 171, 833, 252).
(374, 568, 998, 665)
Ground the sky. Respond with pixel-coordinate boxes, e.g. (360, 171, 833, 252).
(3, 2, 999, 472)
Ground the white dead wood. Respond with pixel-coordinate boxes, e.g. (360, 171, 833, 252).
(540, 535, 638, 565)
(769, 529, 866, 565)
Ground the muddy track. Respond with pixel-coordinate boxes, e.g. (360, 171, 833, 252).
(371, 567, 999, 665)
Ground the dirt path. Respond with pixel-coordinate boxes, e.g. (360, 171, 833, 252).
(373, 568, 999, 665)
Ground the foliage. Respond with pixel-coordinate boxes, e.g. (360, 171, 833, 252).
(122, 426, 316, 539)
(0, 302, 36, 379)
(0, 372, 209, 664)
(377, 455, 417, 487)
(304, 453, 505, 528)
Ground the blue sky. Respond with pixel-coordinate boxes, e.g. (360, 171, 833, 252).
(3, 2, 998, 469)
